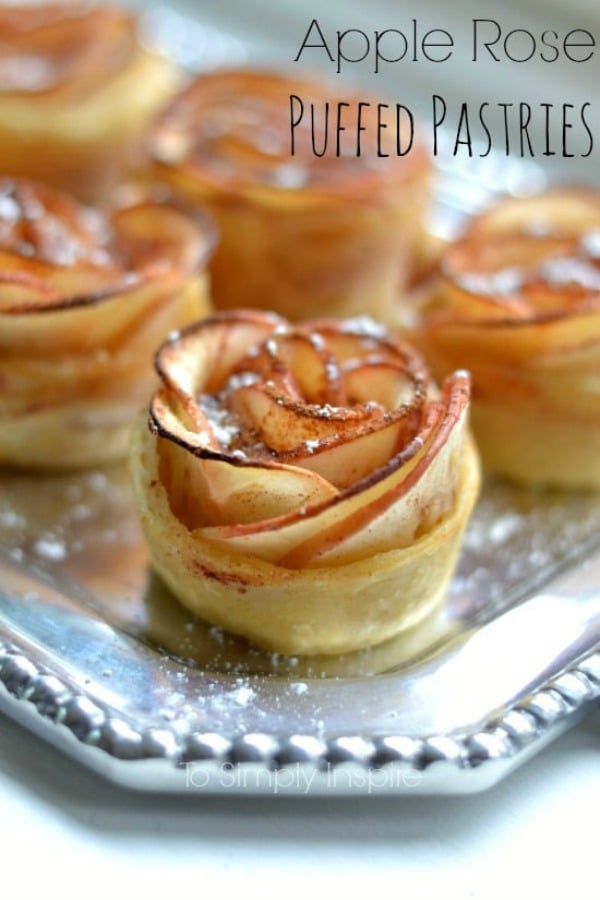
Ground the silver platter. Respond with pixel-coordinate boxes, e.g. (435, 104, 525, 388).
(0, 437, 598, 796)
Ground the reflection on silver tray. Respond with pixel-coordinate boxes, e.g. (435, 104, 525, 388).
(0, 454, 598, 795)
(0, 5, 599, 795)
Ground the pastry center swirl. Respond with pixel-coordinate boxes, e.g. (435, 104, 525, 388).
(188, 320, 429, 470)
(449, 218, 600, 315)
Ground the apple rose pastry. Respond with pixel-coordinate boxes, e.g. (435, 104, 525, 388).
(0, 2, 180, 201)
(130, 311, 480, 655)
(416, 189, 600, 490)
(0, 177, 214, 469)
(145, 69, 430, 323)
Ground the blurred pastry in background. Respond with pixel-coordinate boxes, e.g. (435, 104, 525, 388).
(0, 2, 181, 201)
(0, 177, 214, 469)
(414, 189, 600, 490)
(144, 68, 431, 324)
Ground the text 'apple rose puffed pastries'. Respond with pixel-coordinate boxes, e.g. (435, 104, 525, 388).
(130, 311, 480, 656)
(415, 189, 600, 490)
(0, 177, 214, 469)
(144, 69, 431, 324)
(0, 2, 181, 201)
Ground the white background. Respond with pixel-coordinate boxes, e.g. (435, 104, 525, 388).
(0, 712, 598, 900)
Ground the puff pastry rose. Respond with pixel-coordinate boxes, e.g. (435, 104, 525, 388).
(0, 177, 213, 468)
(0, 2, 180, 201)
(416, 189, 600, 490)
(130, 311, 480, 655)
(144, 69, 430, 323)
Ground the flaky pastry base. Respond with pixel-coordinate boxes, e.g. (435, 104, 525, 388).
(470, 400, 600, 490)
(0, 278, 209, 469)
(130, 414, 479, 656)
(417, 313, 600, 490)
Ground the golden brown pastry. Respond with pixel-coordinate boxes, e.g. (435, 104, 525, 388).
(0, 177, 214, 469)
(415, 189, 600, 489)
(130, 310, 480, 655)
(0, 2, 180, 201)
(144, 69, 430, 323)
